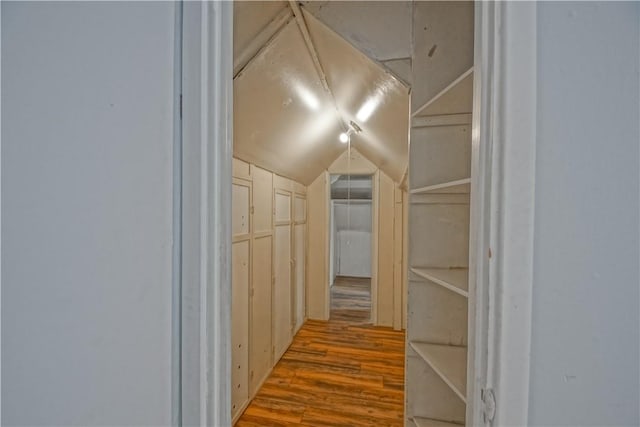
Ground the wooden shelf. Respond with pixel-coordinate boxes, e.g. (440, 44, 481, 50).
(412, 67, 474, 118)
(410, 178, 470, 195)
(410, 268, 469, 298)
(413, 417, 464, 427)
(409, 342, 467, 402)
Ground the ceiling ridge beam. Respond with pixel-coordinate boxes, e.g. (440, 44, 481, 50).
(288, 1, 348, 131)
(233, 7, 293, 78)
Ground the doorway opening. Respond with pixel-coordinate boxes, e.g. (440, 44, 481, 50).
(329, 174, 373, 323)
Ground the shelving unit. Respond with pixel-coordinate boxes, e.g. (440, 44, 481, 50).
(413, 417, 464, 427)
(410, 268, 469, 298)
(410, 342, 467, 402)
(405, 5, 474, 421)
(410, 178, 471, 195)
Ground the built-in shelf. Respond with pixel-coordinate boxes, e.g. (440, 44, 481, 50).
(412, 67, 474, 118)
(410, 267, 469, 298)
(413, 417, 464, 427)
(410, 178, 470, 195)
(409, 342, 467, 402)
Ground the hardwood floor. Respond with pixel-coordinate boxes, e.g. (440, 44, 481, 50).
(235, 320, 405, 426)
(330, 276, 371, 323)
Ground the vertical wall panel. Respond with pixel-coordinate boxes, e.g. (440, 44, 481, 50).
(251, 165, 273, 233)
(250, 236, 273, 395)
(307, 172, 329, 320)
(273, 192, 292, 360)
(377, 172, 395, 327)
(232, 183, 250, 236)
(231, 241, 249, 418)
(294, 224, 306, 332)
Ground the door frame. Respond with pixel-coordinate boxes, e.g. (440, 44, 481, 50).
(180, 1, 233, 425)
(181, 1, 538, 425)
(467, 1, 537, 425)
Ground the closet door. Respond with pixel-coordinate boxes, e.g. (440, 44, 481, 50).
(273, 190, 292, 361)
(249, 165, 273, 395)
(231, 178, 251, 419)
(293, 194, 307, 333)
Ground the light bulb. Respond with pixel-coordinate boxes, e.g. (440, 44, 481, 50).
(339, 132, 349, 143)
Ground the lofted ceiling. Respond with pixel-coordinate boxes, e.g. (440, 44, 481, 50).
(233, 1, 410, 185)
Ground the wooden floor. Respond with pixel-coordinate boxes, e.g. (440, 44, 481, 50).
(235, 320, 405, 426)
(330, 276, 371, 323)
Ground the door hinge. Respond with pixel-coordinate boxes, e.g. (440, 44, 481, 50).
(179, 93, 183, 120)
(250, 206, 255, 215)
(481, 388, 496, 424)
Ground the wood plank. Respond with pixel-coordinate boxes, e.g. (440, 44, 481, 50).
(410, 268, 469, 298)
(413, 417, 463, 427)
(409, 342, 467, 402)
(410, 178, 471, 195)
(236, 319, 405, 426)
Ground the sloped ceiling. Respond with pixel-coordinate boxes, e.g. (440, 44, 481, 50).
(301, 1, 413, 84)
(233, 1, 288, 61)
(304, 11, 409, 182)
(233, 1, 411, 185)
(234, 20, 344, 184)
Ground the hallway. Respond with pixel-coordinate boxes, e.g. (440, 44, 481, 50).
(235, 320, 405, 426)
(330, 277, 371, 323)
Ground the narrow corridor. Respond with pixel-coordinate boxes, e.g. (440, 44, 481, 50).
(235, 320, 405, 426)
(330, 277, 371, 323)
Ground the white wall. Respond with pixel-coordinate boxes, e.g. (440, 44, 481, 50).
(332, 201, 372, 278)
(529, 2, 639, 425)
(2, 2, 176, 425)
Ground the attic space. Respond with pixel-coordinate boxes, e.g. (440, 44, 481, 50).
(231, 1, 474, 426)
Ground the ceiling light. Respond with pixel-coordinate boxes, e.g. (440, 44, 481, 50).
(356, 98, 378, 122)
(296, 85, 320, 111)
(338, 121, 362, 144)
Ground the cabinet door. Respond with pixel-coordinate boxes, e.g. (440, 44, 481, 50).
(231, 179, 251, 419)
(273, 191, 292, 361)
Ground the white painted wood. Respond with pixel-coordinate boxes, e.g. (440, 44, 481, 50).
(250, 235, 273, 395)
(413, 417, 463, 427)
(303, 11, 410, 183)
(234, 20, 343, 185)
(233, 6, 293, 77)
(251, 165, 273, 234)
(410, 125, 471, 192)
(407, 281, 468, 347)
(233, 157, 251, 180)
(406, 355, 466, 424)
(409, 204, 470, 268)
(294, 195, 306, 223)
(294, 224, 306, 332)
(231, 241, 250, 419)
(412, 114, 472, 129)
(301, 1, 412, 63)
(411, 1, 473, 113)
(306, 172, 330, 320)
(233, 1, 288, 65)
(181, 2, 233, 425)
(410, 179, 471, 196)
(273, 224, 292, 360)
(410, 342, 467, 403)
(328, 147, 378, 176)
(393, 187, 404, 330)
(410, 268, 469, 298)
(413, 69, 474, 119)
(377, 171, 395, 327)
(275, 192, 292, 223)
(232, 180, 251, 236)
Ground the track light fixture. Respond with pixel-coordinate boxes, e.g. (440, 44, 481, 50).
(338, 121, 362, 144)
